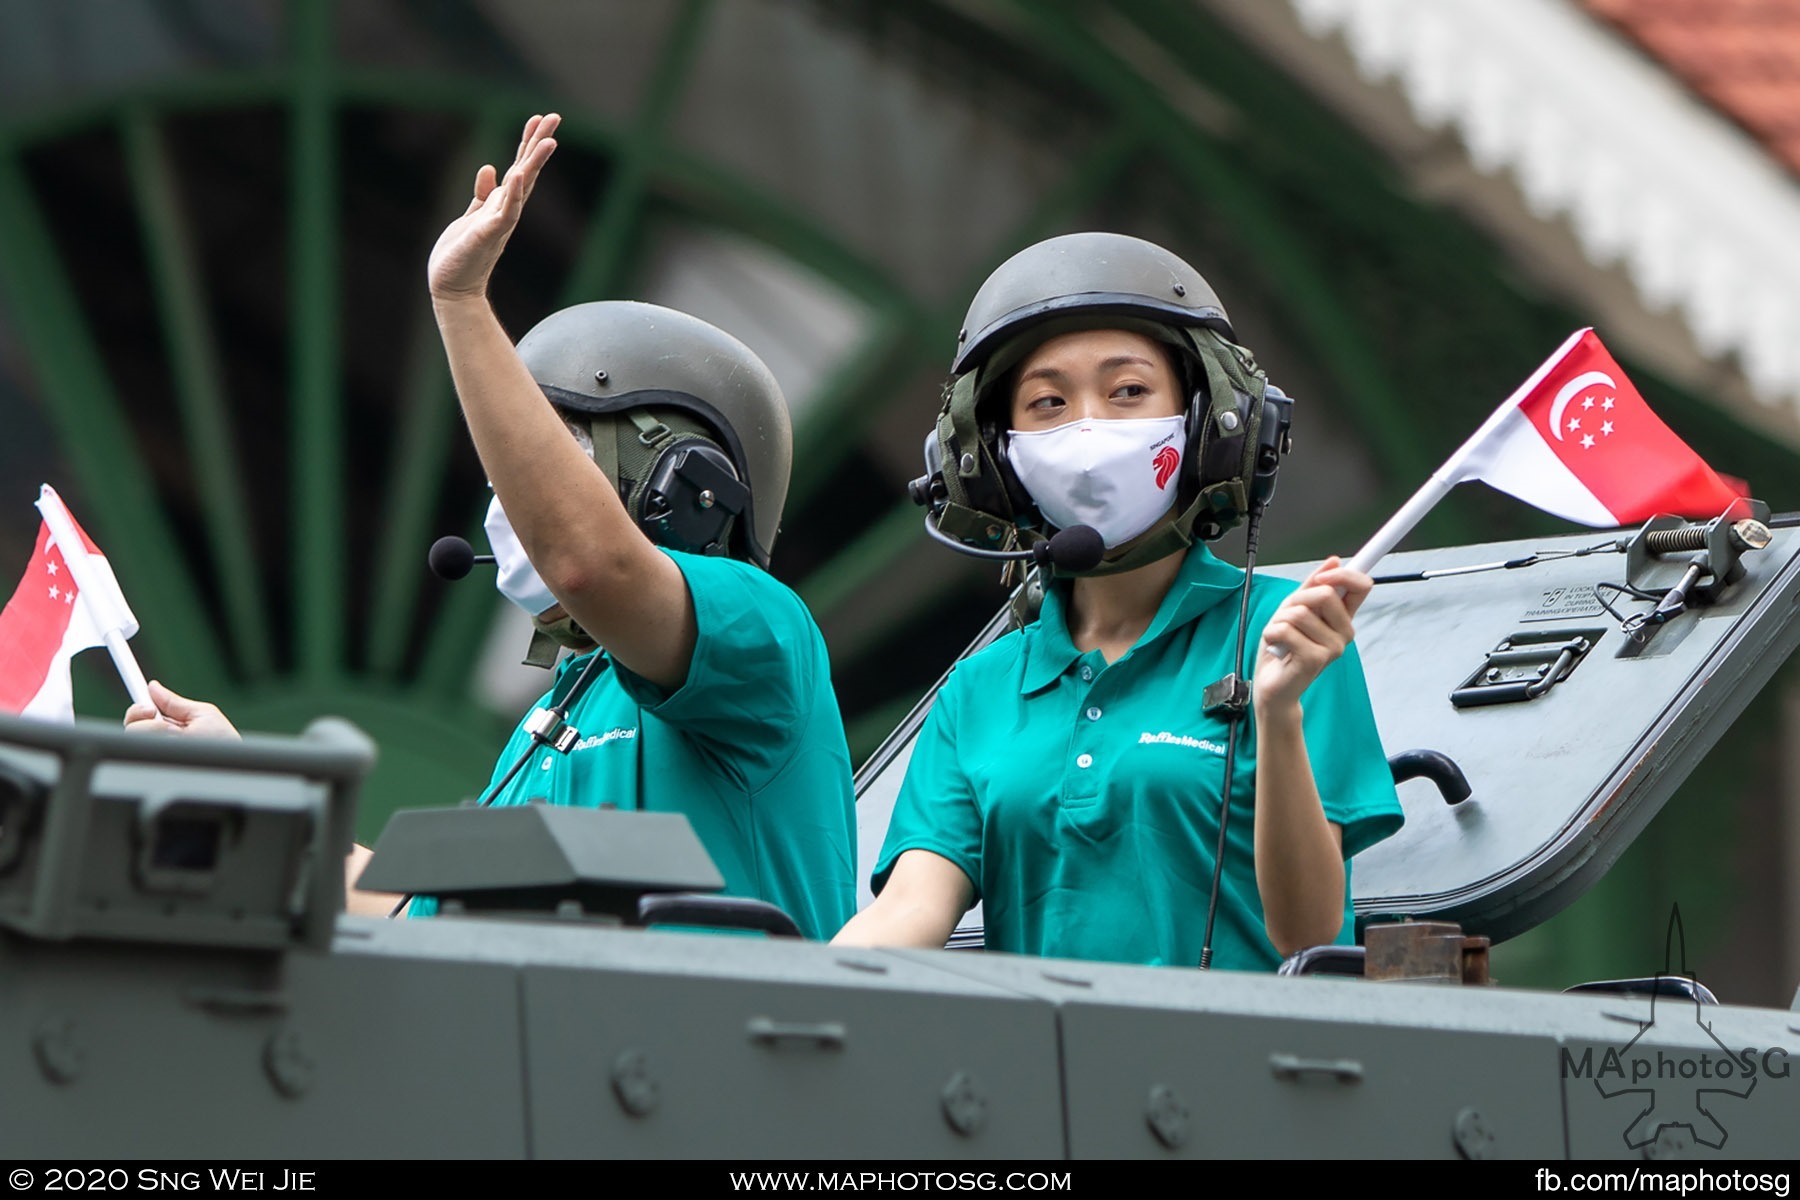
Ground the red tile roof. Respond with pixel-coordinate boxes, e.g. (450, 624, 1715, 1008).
(1579, 0, 1800, 175)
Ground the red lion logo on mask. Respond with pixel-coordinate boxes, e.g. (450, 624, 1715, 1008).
(1152, 445, 1180, 490)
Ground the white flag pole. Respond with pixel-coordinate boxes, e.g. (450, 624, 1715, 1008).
(34, 484, 153, 711)
(1266, 330, 1590, 661)
(1343, 328, 1590, 577)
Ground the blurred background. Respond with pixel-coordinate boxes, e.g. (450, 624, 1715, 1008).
(1, 0, 1798, 1003)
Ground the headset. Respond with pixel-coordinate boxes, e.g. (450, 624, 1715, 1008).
(910, 328, 1294, 573)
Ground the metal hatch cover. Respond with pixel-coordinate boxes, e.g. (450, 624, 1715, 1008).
(853, 523, 1800, 946)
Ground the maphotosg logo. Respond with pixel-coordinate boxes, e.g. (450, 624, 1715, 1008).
(1561, 908, 1790, 1151)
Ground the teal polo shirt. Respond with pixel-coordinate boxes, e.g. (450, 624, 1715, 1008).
(874, 544, 1403, 971)
(413, 550, 857, 941)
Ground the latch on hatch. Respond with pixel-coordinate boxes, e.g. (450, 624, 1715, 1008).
(1614, 512, 1771, 654)
(1450, 627, 1604, 708)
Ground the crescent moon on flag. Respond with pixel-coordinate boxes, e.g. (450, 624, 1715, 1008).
(1548, 371, 1615, 442)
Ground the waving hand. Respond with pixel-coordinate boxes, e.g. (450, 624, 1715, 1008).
(427, 113, 560, 302)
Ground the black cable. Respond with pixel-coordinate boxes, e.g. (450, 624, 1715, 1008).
(1369, 538, 1627, 585)
(385, 648, 613, 919)
(1198, 503, 1265, 971)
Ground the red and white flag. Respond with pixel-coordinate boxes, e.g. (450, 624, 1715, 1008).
(1450, 329, 1749, 526)
(1348, 330, 1751, 577)
(0, 487, 141, 721)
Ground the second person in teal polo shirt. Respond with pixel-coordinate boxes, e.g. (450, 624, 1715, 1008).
(131, 113, 858, 942)
(412, 112, 857, 939)
(835, 232, 1403, 968)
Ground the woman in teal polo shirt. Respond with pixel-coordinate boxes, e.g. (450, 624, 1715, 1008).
(834, 233, 1403, 970)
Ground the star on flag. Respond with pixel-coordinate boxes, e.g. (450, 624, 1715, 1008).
(1449, 329, 1749, 527)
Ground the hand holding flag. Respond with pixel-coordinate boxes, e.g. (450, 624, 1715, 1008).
(0, 485, 149, 721)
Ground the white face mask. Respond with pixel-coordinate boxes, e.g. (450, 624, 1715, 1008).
(1006, 414, 1186, 548)
(484, 495, 559, 617)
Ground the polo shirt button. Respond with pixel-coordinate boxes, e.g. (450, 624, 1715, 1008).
(1079, 666, 1094, 682)
(1086, 706, 1102, 721)
(1076, 753, 1093, 769)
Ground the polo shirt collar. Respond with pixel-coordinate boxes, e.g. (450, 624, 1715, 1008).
(1019, 545, 1246, 694)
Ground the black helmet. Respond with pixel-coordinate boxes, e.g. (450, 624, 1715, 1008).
(915, 232, 1288, 574)
(515, 301, 791, 568)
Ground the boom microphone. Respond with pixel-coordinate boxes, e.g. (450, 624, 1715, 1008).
(923, 517, 1105, 572)
(1040, 524, 1105, 572)
(428, 536, 495, 581)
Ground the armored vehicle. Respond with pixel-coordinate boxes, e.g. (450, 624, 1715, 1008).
(1, 514, 1796, 1160)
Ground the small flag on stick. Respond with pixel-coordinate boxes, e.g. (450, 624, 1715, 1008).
(1348, 330, 1750, 575)
(0, 485, 147, 721)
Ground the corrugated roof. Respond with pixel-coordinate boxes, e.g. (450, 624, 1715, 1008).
(1581, 0, 1800, 176)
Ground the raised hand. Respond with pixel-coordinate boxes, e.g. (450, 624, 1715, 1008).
(1253, 555, 1371, 715)
(427, 112, 560, 303)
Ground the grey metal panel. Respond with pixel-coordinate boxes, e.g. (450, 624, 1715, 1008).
(884, 946, 1800, 1159)
(887, 953, 1541, 1162)
(1060, 1005, 1563, 1159)
(0, 933, 526, 1158)
(332, 917, 1065, 1157)
(513, 934, 1064, 1159)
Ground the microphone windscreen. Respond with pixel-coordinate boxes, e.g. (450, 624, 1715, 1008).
(428, 535, 476, 581)
(1046, 525, 1105, 572)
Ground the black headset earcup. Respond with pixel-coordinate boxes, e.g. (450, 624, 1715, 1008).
(1249, 385, 1294, 510)
(1181, 387, 1208, 502)
(638, 441, 746, 555)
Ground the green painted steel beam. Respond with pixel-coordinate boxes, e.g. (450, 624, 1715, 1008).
(559, 0, 715, 305)
(845, 691, 925, 772)
(788, 129, 1148, 514)
(794, 495, 929, 624)
(414, 501, 508, 712)
(949, 126, 1148, 307)
(0, 69, 913, 336)
(785, 310, 919, 512)
(368, 107, 514, 681)
(1011, 0, 1439, 494)
(652, 152, 918, 318)
(0, 71, 294, 146)
(121, 108, 275, 681)
(287, 0, 345, 682)
(0, 149, 226, 696)
(1118, 0, 1402, 194)
(328, 72, 917, 318)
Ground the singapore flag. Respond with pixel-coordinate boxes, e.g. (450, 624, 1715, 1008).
(1452, 329, 1749, 526)
(0, 487, 140, 721)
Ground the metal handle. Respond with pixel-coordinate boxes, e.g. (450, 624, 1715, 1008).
(747, 1017, 846, 1051)
(1270, 1052, 1363, 1084)
(182, 986, 290, 1016)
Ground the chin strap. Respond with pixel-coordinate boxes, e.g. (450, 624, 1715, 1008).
(523, 613, 596, 669)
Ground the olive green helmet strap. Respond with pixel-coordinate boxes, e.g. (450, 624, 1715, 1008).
(933, 373, 1019, 548)
(586, 413, 621, 504)
(522, 628, 561, 669)
(626, 407, 676, 448)
(1190, 326, 1263, 525)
